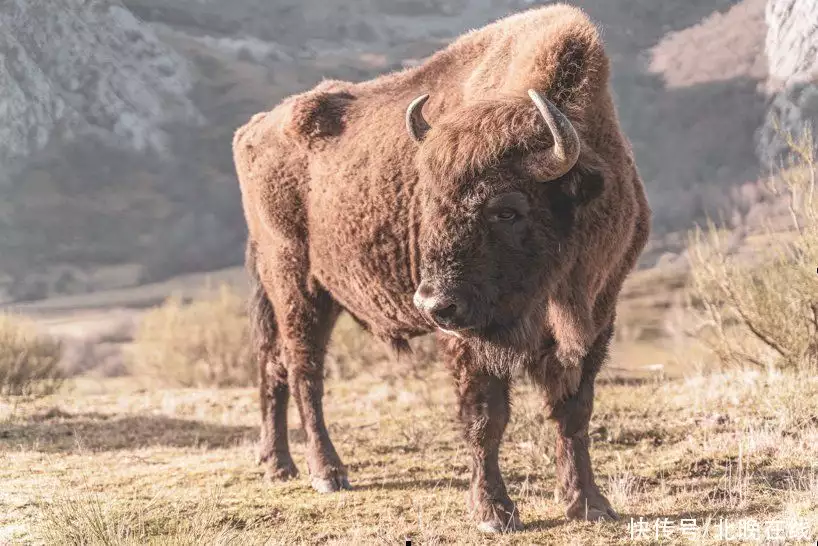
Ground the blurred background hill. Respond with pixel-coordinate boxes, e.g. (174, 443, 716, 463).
(1, 0, 817, 303)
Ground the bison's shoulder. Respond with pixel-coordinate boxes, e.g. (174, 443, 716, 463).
(233, 80, 354, 155)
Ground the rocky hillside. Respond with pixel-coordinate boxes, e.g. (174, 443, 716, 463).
(0, 0, 231, 302)
(0, 0, 201, 167)
(757, 0, 818, 166)
(0, 0, 811, 302)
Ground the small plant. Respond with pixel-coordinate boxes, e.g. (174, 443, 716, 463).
(688, 127, 818, 371)
(0, 314, 63, 397)
(127, 284, 254, 387)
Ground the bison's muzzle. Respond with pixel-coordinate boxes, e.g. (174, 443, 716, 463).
(413, 280, 475, 333)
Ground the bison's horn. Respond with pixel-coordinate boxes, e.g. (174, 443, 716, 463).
(524, 89, 581, 181)
(406, 94, 431, 143)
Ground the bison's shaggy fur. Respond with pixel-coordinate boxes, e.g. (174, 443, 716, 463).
(233, 4, 650, 532)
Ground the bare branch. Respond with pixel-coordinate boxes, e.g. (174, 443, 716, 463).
(723, 282, 789, 359)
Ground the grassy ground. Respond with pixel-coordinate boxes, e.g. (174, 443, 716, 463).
(2, 351, 817, 544)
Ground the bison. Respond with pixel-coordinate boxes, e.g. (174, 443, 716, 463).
(232, 3, 650, 532)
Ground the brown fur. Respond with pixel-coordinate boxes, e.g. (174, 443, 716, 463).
(234, 4, 650, 530)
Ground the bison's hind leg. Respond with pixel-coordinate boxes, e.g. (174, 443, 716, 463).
(248, 244, 298, 481)
(283, 285, 349, 493)
(255, 241, 350, 493)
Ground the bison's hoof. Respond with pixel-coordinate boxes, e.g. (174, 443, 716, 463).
(263, 461, 299, 481)
(258, 450, 299, 482)
(587, 507, 619, 522)
(473, 500, 522, 533)
(477, 515, 523, 533)
(310, 474, 351, 493)
(565, 496, 619, 522)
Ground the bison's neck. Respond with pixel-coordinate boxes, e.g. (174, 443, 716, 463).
(303, 115, 433, 343)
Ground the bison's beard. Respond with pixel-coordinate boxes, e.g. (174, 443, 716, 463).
(463, 300, 548, 377)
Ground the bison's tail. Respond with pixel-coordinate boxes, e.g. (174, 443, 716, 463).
(246, 242, 278, 359)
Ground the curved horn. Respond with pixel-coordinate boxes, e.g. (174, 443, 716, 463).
(406, 94, 431, 143)
(523, 89, 581, 181)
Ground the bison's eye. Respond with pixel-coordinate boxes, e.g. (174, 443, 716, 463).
(491, 209, 518, 222)
(485, 191, 529, 224)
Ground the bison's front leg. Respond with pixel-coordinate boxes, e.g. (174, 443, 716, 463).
(445, 340, 521, 533)
(549, 325, 618, 521)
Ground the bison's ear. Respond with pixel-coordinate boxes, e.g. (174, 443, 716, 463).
(563, 167, 605, 204)
(284, 91, 351, 143)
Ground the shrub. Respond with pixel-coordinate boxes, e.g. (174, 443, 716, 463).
(129, 282, 439, 387)
(326, 314, 438, 380)
(127, 284, 254, 387)
(0, 314, 63, 397)
(688, 128, 818, 371)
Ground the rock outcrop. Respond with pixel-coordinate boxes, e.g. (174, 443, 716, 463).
(0, 0, 234, 303)
(764, 0, 818, 90)
(756, 0, 818, 166)
(0, 0, 200, 170)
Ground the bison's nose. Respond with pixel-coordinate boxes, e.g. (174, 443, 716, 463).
(413, 281, 471, 330)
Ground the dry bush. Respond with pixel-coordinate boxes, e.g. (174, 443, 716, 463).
(326, 314, 438, 380)
(129, 283, 437, 387)
(688, 127, 818, 371)
(127, 285, 254, 387)
(325, 314, 387, 379)
(0, 314, 63, 397)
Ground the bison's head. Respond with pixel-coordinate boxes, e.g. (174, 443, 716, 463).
(407, 90, 602, 348)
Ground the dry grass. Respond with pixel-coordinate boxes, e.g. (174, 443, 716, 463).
(0, 314, 63, 398)
(126, 285, 254, 388)
(688, 128, 818, 371)
(1, 356, 816, 544)
(38, 490, 246, 546)
(7, 166, 818, 542)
